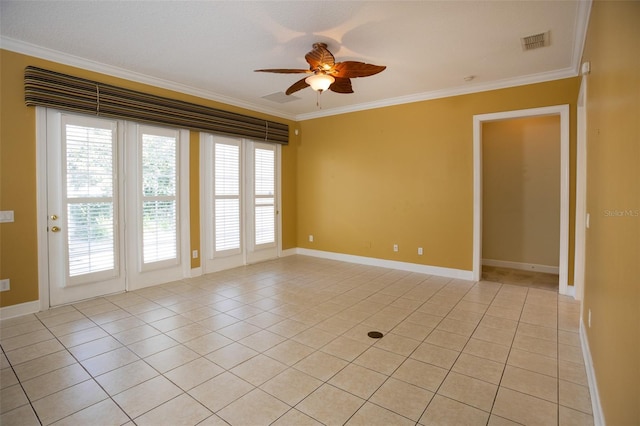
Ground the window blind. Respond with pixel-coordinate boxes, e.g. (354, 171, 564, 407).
(64, 123, 116, 277)
(141, 132, 178, 264)
(254, 147, 275, 246)
(24, 66, 289, 144)
(214, 142, 241, 252)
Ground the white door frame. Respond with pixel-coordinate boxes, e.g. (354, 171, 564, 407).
(472, 104, 571, 296)
(574, 78, 587, 301)
(36, 106, 51, 311)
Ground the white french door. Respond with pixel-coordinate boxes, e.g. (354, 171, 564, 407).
(47, 112, 126, 306)
(200, 134, 280, 272)
(125, 124, 190, 289)
(246, 141, 278, 264)
(45, 110, 189, 306)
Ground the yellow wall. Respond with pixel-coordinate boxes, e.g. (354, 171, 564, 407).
(581, 1, 640, 424)
(0, 49, 298, 308)
(297, 79, 580, 272)
(483, 116, 561, 268)
(0, 50, 580, 310)
(2, 5, 638, 421)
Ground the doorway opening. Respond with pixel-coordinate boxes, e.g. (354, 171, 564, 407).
(473, 105, 571, 296)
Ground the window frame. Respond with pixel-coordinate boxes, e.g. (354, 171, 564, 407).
(199, 133, 281, 273)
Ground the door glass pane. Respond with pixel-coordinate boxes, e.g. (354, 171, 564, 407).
(255, 148, 274, 196)
(254, 147, 275, 246)
(215, 198, 240, 251)
(214, 142, 241, 252)
(67, 203, 114, 276)
(215, 143, 239, 195)
(141, 132, 177, 264)
(65, 123, 115, 277)
(255, 202, 274, 245)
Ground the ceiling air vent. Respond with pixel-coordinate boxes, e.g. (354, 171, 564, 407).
(261, 92, 300, 104)
(521, 31, 550, 51)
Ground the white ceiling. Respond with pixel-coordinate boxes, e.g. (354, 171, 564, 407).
(0, 1, 590, 121)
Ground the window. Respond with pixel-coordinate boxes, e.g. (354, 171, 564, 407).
(140, 130, 178, 264)
(214, 141, 241, 253)
(254, 146, 275, 246)
(200, 134, 280, 272)
(42, 110, 190, 306)
(63, 117, 118, 284)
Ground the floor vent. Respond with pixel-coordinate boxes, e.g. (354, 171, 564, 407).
(521, 31, 550, 51)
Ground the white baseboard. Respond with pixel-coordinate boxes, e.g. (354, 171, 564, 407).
(0, 250, 469, 320)
(280, 248, 298, 257)
(0, 300, 41, 321)
(564, 285, 576, 298)
(296, 248, 474, 280)
(482, 258, 559, 274)
(580, 319, 605, 426)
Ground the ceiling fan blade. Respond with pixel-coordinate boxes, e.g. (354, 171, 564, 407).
(333, 61, 386, 79)
(285, 77, 310, 95)
(305, 43, 335, 71)
(254, 68, 312, 74)
(255, 43, 383, 97)
(329, 77, 353, 94)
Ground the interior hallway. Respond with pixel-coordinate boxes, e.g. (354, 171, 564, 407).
(482, 266, 559, 292)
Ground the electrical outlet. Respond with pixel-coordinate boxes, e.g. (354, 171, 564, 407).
(393, 244, 398, 252)
(418, 247, 423, 255)
(192, 250, 198, 259)
(0, 279, 10, 292)
(0, 211, 14, 223)
(309, 235, 314, 242)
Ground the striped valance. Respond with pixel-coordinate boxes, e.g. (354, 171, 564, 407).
(24, 66, 289, 144)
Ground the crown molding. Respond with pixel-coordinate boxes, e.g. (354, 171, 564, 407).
(297, 0, 591, 121)
(3, 8, 589, 124)
(295, 66, 579, 121)
(0, 36, 297, 122)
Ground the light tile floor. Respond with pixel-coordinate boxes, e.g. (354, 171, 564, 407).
(1, 255, 594, 425)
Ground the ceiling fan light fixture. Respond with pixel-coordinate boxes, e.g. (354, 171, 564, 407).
(305, 73, 335, 92)
(255, 43, 385, 97)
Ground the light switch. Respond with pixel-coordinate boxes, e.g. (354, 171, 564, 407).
(0, 211, 14, 223)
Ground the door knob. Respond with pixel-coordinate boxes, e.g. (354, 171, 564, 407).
(51, 226, 61, 232)
(50, 215, 58, 220)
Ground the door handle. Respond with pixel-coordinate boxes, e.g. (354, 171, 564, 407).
(51, 226, 61, 232)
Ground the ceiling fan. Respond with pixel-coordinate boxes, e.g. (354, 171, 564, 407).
(255, 42, 386, 95)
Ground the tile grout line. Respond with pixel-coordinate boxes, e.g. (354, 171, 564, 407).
(38, 304, 135, 425)
(415, 280, 508, 425)
(486, 285, 529, 425)
(266, 273, 445, 425)
(1, 257, 590, 426)
(0, 342, 45, 425)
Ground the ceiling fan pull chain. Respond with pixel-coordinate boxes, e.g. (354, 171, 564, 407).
(316, 90, 323, 109)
